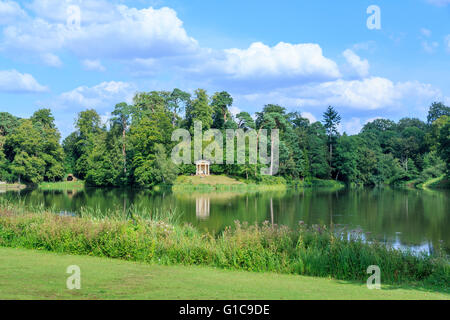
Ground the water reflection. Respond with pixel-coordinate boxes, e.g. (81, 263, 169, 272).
(0, 186, 448, 254)
(196, 196, 210, 220)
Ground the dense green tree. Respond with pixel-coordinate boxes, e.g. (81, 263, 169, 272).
(306, 122, 329, 179)
(166, 88, 191, 127)
(111, 102, 132, 176)
(4, 109, 64, 183)
(427, 102, 450, 125)
(185, 89, 213, 131)
(73, 109, 103, 180)
(0, 112, 19, 136)
(236, 112, 256, 130)
(134, 144, 178, 187)
(2, 88, 448, 188)
(211, 91, 233, 129)
(436, 116, 450, 173)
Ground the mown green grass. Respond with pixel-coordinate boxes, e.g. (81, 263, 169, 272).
(39, 181, 85, 190)
(0, 247, 448, 300)
(173, 175, 286, 192)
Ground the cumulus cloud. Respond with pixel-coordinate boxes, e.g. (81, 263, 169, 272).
(56, 81, 136, 111)
(229, 106, 242, 118)
(237, 77, 442, 114)
(342, 49, 369, 78)
(0, 3, 198, 64)
(301, 112, 317, 124)
(82, 59, 106, 72)
(0, 69, 47, 93)
(189, 42, 340, 90)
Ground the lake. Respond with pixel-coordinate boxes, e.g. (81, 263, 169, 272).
(1, 186, 449, 254)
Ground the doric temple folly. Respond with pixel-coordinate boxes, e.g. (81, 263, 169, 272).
(195, 160, 211, 176)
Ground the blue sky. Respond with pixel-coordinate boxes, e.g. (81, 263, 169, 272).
(0, 0, 449, 138)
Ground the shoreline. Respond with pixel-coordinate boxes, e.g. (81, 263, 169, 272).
(0, 207, 448, 292)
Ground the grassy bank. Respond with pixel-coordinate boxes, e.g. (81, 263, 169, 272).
(172, 175, 287, 192)
(0, 207, 448, 290)
(39, 181, 85, 190)
(0, 183, 26, 190)
(1, 247, 447, 300)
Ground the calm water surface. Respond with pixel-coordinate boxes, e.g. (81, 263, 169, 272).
(1, 187, 449, 254)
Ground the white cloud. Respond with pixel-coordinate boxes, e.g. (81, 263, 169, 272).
(41, 53, 62, 67)
(56, 81, 136, 111)
(0, 69, 47, 93)
(0, 4, 198, 63)
(340, 117, 363, 135)
(301, 112, 317, 123)
(342, 49, 370, 78)
(187, 42, 341, 91)
(365, 117, 383, 124)
(0, 0, 26, 25)
(82, 59, 106, 72)
(229, 106, 241, 117)
(237, 77, 442, 114)
(340, 117, 387, 135)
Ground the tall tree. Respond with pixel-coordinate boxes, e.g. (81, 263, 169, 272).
(111, 102, 132, 176)
(211, 91, 233, 129)
(322, 106, 341, 177)
(166, 88, 191, 127)
(74, 109, 102, 179)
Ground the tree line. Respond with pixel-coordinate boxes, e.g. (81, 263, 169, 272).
(0, 89, 449, 187)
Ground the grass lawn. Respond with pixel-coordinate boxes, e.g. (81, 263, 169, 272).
(0, 247, 448, 300)
(175, 175, 245, 186)
(38, 181, 85, 190)
(172, 175, 287, 192)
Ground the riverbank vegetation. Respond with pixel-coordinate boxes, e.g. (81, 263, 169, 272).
(39, 180, 85, 190)
(0, 93, 449, 189)
(172, 175, 288, 192)
(1, 247, 447, 300)
(0, 206, 448, 289)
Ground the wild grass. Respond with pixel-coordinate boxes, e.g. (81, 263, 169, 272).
(0, 203, 448, 289)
